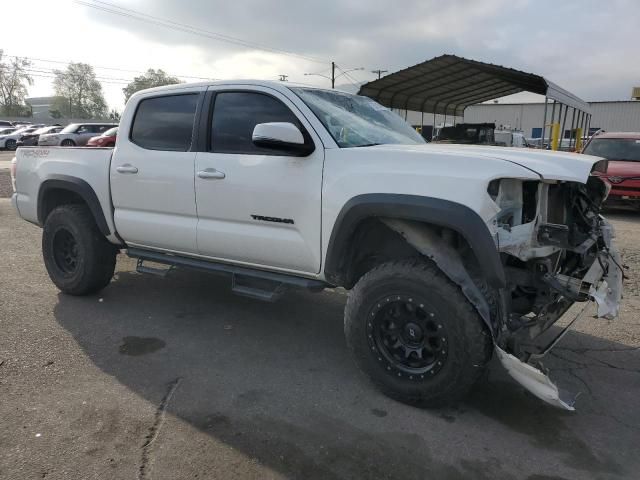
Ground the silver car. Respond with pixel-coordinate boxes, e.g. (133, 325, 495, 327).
(38, 123, 118, 147)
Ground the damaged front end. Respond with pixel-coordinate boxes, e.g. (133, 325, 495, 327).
(488, 170, 624, 410)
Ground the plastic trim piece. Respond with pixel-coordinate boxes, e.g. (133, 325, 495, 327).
(37, 175, 111, 237)
(324, 194, 506, 288)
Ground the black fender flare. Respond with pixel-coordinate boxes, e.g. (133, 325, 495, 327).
(324, 194, 506, 288)
(37, 175, 111, 237)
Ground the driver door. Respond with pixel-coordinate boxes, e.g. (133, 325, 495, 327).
(194, 86, 324, 274)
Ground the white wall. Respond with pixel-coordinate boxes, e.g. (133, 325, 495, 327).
(397, 101, 640, 138)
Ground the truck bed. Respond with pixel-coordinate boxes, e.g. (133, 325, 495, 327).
(12, 146, 118, 242)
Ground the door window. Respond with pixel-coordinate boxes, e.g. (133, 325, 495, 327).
(210, 91, 303, 155)
(131, 94, 198, 151)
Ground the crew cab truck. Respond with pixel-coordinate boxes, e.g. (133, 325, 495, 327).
(11, 81, 623, 410)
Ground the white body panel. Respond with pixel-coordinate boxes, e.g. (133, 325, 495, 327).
(194, 85, 324, 274)
(109, 84, 203, 253)
(12, 79, 604, 280)
(12, 147, 119, 243)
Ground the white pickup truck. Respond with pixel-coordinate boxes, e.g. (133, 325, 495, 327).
(11, 80, 622, 410)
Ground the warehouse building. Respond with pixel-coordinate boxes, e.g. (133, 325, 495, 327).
(463, 100, 640, 139)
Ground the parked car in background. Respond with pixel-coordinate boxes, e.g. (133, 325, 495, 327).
(583, 131, 640, 208)
(38, 123, 118, 147)
(16, 125, 63, 147)
(432, 122, 496, 144)
(0, 120, 15, 127)
(86, 126, 118, 147)
(0, 127, 17, 136)
(494, 129, 529, 148)
(0, 126, 40, 150)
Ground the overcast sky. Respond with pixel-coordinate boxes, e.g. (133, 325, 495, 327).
(3, 0, 639, 111)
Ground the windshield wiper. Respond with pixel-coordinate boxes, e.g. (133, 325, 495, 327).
(353, 143, 382, 148)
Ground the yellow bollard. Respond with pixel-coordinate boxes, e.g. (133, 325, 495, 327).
(550, 123, 560, 151)
(574, 127, 583, 151)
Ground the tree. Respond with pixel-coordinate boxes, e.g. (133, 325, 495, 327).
(52, 63, 107, 118)
(122, 69, 182, 103)
(0, 50, 33, 116)
(108, 109, 121, 121)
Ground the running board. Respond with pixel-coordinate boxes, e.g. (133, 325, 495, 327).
(127, 248, 327, 301)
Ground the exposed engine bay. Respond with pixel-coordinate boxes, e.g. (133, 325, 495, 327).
(487, 172, 623, 409)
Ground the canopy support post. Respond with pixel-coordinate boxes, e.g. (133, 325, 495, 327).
(548, 100, 557, 148)
(569, 107, 576, 150)
(559, 105, 569, 151)
(540, 96, 548, 148)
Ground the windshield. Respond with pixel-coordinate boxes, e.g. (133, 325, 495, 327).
(291, 88, 425, 148)
(103, 127, 118, 137)
(583, 138, 640, 161)
(61, 124, 79, 134)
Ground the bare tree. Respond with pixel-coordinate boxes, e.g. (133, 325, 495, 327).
(0, 50, 33, 116)
(52, 63, 107, 118)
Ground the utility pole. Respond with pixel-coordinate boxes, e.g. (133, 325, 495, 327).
(278, 74, 288, 82)
(331, 62, 335, 89)
(371, 69, 388, 79)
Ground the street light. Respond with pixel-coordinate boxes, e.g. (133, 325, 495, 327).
(304, 62, 364, 89)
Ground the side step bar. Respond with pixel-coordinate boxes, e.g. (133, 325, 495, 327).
(127, 247, 327, 302)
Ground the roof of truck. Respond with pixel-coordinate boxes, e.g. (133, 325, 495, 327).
(134, 79, 328, 96)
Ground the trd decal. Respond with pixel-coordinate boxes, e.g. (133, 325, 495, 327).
(251, 215, 295, 225)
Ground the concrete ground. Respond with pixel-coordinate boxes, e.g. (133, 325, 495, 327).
(0, 199, 639, 480)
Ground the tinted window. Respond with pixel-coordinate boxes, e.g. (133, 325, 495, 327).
(61, 124, 79, 134)
(583, 138, 640, 161)
(211, 92, 301, 154)
(131, 94, 198, 151)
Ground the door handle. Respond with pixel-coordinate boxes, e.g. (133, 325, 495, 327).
(197, 168, 226, 180)
(116, 164, 138, 174)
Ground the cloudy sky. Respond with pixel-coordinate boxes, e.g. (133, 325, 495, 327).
(3, 0, 639, 111)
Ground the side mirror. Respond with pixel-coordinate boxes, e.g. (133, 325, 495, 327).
(252, 122, 314, 156)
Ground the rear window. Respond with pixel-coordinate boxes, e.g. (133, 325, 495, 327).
(130, 94, 198, 151)
(61, 124, 79, 134)
(584, 138, 640, 162)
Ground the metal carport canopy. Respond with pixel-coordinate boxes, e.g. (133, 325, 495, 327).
(357, 54, 590, 116)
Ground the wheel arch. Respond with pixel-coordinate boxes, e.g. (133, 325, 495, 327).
(324, 194, 506, 290)
(37, 175, 111, 237)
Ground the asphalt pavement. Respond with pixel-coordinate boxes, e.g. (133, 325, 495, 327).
(1, 199, 639, 479)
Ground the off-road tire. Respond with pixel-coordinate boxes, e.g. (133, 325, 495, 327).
(42, 204, 117, 295)
(344, 258, 492, 407)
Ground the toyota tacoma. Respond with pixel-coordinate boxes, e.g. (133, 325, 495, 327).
(11, 80, 623, 410)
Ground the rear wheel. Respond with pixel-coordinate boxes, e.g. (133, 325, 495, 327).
(61, 139, 75, 147)
(344, 258, 492, 407)
(5, 139, 16, 150)
(42, 204, 117, 295)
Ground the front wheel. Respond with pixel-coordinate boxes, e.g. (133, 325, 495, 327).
(42, 204, 117, 295)
(61, 139, 75, 147)
(5, 139, 16, 150)
(344, 258, 492, 407)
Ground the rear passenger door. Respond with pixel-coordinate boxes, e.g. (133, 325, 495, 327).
(194, 86, 324, 274)
(111, 89, 203, 254)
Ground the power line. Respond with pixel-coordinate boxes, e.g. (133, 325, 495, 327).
(4, 53, 217, 81)
(74, 0, 329, 64)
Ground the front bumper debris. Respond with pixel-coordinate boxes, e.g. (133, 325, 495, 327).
(496, 346, 576, 410)
(498, 219, 623, 410)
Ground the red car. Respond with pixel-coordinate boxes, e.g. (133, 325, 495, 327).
(86, 126, 118, 147)
(583, 132, 640, 208)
